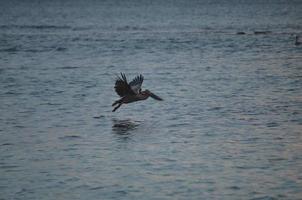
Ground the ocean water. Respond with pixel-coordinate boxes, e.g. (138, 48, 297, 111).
(0, 0, 302, 199)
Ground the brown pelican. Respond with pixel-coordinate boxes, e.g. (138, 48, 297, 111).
(112, 73, 163, 112)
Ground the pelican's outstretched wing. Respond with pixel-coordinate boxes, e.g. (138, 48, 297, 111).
(129, 74, 144, 94)
(114, 73, 135, 97)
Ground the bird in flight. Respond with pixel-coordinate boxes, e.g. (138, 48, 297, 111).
(112, 73, 163, 112)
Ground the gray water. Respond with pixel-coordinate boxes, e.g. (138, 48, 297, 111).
(1, 0, 302, 199)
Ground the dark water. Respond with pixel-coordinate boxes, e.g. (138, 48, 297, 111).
(1, 0, 302, 199)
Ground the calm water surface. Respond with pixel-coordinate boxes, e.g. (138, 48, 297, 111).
(0, 0, 302, 199)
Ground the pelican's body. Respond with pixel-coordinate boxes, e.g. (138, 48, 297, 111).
(112, 73, 163, 112)
(119, 92, 149, 103)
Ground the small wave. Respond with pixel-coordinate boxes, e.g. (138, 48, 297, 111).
(249, 196, 278, 200)
(266, 122, 279, 128)
(236, 31, 246, 35)
(116, 26, 148, 31)
(0, 165, 19, 169)
(1, 47, 50, 53)
(72, 26, 93, 31)
(40, 102, 62, 106)
(228, 186, 241, 190)
(0, 46, 18, 52)
(56, 47, 67, 51)
(4, 91, 22, 95)
(62, 147, 78, 151)
(1, 143, 13, 146)
(93, 115, 105, 119)
(0, 46, 66, 53)
(23, 49, 49, 53)
(90, 186, 105, 190)
(56, 66, 79, 70)
(15, 188, 32, 195)
(59, 135, 83, 140)
(254, 31, 272, 35)
(268, 157, 286, 162)
(207, 106, 223, 111)
(0, 24, 71, 30)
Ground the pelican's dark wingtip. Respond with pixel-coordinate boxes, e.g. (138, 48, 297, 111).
(121, 73, 127, 83)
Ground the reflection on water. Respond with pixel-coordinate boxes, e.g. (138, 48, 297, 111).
(112, 119, 141, 135)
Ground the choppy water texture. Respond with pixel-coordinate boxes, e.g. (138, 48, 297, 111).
(1, 0, 302, 199)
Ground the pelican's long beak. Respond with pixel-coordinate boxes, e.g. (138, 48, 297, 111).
(149, 92, 163, 101)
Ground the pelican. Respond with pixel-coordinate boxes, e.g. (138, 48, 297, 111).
(112, 73, 163, 112)
(295, 35, 301, 45)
